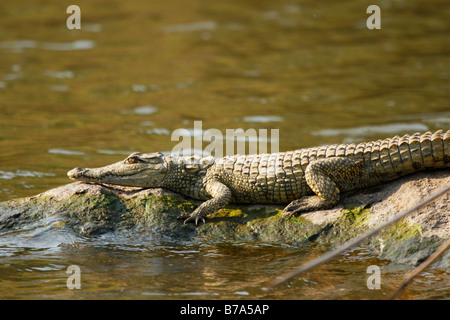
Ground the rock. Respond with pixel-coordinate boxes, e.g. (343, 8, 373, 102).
(0, 170, 448, 266)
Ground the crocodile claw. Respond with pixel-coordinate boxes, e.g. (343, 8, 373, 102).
(177, 212, 191, 220)
(283, 195, 337, 217)
(178, 211, 206, 225)
(183, 214, 206, 225)
(281, 209, 299, 218)
(281, 198, 308, 217)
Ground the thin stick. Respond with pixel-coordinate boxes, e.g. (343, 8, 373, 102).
(265, 185, 450, 290)
(388, 237, 450, 300)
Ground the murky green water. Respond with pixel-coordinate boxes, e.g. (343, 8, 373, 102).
(0, 0, 448, 299)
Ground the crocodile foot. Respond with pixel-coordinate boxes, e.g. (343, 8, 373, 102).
(282, 195, 336, 217)
(177, 211, 206, 225)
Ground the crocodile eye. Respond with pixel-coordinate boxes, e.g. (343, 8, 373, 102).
(126, 157, 138, 164)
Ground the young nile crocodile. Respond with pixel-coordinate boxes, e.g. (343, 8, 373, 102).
(68, 130, 449, 224)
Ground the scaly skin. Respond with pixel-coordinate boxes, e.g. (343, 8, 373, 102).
(68, 130, 450, 224)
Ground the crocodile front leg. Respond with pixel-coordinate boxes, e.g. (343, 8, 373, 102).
(283, 157, 364, 216)
(179, 179, 232, 225)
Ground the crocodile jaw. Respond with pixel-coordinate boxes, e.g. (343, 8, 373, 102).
(67, 152, 167, 188)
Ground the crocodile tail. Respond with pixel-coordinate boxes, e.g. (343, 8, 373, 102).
(417, 129, 450, 169)
(342, 129, 450, 181)
(379, 129, 450, 174)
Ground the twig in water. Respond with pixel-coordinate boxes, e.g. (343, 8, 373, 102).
(388, 237, 450, 300)
(264, 185, 450, 290)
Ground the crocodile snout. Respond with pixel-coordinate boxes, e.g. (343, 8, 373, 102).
(67, 167, 85, 180)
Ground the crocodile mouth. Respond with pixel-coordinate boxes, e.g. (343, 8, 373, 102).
(67, 167, 144, 183)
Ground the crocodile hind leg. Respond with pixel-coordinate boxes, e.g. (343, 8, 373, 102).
(283, 157, 364, 216)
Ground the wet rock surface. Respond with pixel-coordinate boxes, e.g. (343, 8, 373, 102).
(0, 170, 448, 267)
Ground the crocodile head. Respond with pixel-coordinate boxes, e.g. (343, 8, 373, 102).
(67, 152, 167, 187)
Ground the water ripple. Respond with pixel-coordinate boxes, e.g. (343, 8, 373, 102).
(0, 39, 95, 51)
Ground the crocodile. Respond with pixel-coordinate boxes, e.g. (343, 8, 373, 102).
(68, 129, 450, 224)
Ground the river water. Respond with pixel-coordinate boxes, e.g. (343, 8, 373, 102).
(0, 0, 448, 299)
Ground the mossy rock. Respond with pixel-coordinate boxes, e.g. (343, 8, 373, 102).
(0, 169, 449, 267)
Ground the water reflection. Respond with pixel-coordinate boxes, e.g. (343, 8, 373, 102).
(48, 84, 69, 92)
(243, 115, 284, 123)
(48, 149, 86, 156)
(146, 128, 170, 135)
(40, 40, 96, 51)
(97, 150, 136, 156)
(0, 170, 55, 180)
(132, 106, 158, 115)
(82, 23, 103, 33)
(163, 21, 218, 33)
(43, 70, 74, 79)
(0, 40, 37, 50)
(0, 40, 96, 51)
(312, 123, 430, 137)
